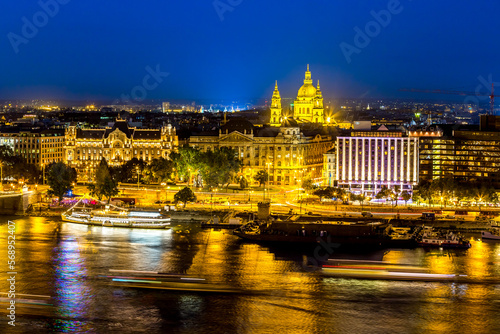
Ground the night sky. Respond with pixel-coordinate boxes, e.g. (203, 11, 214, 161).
(1, 0, 499, 102)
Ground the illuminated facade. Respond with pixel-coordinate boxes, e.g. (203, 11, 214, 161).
(65, 118, 178, 181)
(336, 130, 419, 195)
(323, 147, 336, 187)
(0, 129, 65, 168)
(270, 81, 282, 127)
(416, 124, 500, 188)
(293, 65, 324, 124)
(189, 118, 332, 186)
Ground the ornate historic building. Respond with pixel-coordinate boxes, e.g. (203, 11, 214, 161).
(65, 118, 178, 181)
(189, 118, 332, 186)
(269, 81, 282, 127)
(293, 65, 324, 124)
(270, 65, 325, 127)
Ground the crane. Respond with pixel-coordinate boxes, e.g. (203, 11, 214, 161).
(400, 83, 497, 116)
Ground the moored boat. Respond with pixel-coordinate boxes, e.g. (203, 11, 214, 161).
(417, 228, 470, 249)
(61, 199, 171, 229)
(233, 220, 418, 249)
(481, 228, 500, 240)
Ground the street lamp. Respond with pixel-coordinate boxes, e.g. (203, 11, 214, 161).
(0, 162, 3, 191)
(136, 167, 140, 190)
(249, 190, 253, 210)
(211, 188, 217, 219)
(41, 163, 45, 185)
(266, 162, 272, 200)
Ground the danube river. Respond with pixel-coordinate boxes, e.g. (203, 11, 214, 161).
(2, 217, 500, 334)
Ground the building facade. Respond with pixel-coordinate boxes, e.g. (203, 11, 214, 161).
(65, 118, 178, 181)
(323, 147, 336, 187)
(189, 119, 333, 186)
(0, 128, 65, 169)
(417, 123, 500, 188)
(336, 129, 419, 196)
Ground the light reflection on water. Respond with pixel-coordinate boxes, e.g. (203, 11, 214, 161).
(1, 217, 500, 333)
(52, 238, 92, 333)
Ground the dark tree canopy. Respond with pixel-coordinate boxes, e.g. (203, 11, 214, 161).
(47, 162, 77, 202)
(88, 158, 119, 203)
(174, 186, 197, 208)
(253, 170, 268, 187)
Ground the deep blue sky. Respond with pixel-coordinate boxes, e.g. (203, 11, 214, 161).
(1, 0, 499, 103)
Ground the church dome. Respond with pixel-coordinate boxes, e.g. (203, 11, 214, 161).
(297, 83, 317, 98)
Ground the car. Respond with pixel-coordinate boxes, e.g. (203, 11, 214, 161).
(361, 211, 373, 218)
(445, 215, 455, 219)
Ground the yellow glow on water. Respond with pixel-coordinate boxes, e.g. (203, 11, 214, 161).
(464, 239, 489, 279)
(426, 251, 456, 274)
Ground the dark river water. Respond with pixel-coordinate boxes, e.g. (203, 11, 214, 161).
(1, 217, 500, 334)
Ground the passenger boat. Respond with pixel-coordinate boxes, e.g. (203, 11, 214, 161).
(61, 198, 171, 229)
(481, 228, 500, 240)
(417, 228, 470, 248)
(233, 220, 418, 249)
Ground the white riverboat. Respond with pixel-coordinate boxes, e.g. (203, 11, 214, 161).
(481, 228, 500, 240)
(61, 199, 171, 229)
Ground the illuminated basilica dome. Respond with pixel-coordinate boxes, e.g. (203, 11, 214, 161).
(293, 65, 325, 124)
(269, 64, 325, 127)
(297, 65, 317, 98)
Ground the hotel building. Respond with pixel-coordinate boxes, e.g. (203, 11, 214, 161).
(64, 118, 178, 181)
(336, 128, 419, 195)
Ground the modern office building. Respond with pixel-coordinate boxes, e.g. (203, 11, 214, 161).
(0, 128, 65, 168)
(416, 117, 500, 188)
(336, 128, 419, 196)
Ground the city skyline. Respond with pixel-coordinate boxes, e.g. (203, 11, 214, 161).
(0, 1, 499, 103)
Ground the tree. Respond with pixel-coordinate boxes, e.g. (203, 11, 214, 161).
(239, 176, 249, 190)
(376, 186, 392, 203)
(401, 190, 411, 206)
(171, 145, 202, 185)
(351, 193, 367, 210)
(88, 158, 119, 203)
(145, 157, 175, 183)
(302, 177, 315, 193)
(109, 158, 146, 183)
(313, 187, 334, 201)
(198, 147, 242, 189)
(0, 145, 39, 183)
(174, 186, 197, 208)
(413, 180, 432, 206)
(47, 162, 77, 202)
(253, 170, 268, 187)
(430, 177, 455, 208)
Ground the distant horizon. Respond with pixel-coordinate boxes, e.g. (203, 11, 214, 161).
(1, 2, 499, 105)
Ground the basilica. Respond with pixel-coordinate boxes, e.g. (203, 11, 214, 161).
(270, 65, 325, 126)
